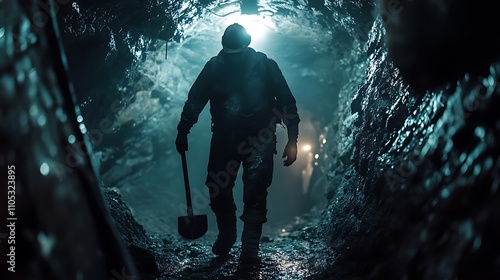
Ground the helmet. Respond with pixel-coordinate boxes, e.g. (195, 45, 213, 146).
(221, 23, 251, 53)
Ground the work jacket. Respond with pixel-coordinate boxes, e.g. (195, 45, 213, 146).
(177, 47, 299, 140)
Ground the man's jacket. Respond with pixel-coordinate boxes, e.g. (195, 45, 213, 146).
(177, 47, 299, 140)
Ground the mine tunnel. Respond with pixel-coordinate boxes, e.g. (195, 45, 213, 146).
(1, 0, 500, 279)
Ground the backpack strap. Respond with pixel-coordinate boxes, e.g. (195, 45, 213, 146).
(256, 52, 282, 125)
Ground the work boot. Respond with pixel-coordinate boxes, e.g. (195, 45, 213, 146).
(240, 223, 263, 263)
(212, 212, 237, 256)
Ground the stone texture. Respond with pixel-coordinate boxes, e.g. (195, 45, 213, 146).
(0, 0, 137, 279)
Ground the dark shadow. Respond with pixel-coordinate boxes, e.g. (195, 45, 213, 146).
(235, 258, 278, 279)
(236, 263, 262, 279)
(208, 255, 232, 268)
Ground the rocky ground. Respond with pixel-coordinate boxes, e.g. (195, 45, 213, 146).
(105, 187, 334, 279)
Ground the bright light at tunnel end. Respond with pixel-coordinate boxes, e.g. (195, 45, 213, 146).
(224, 14, 275, 43)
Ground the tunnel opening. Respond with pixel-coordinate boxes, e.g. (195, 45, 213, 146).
(54, 0, 366, 278)
(87, 1, 342, 238)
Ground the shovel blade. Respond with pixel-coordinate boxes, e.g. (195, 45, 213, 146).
(178, 214, 208, 240)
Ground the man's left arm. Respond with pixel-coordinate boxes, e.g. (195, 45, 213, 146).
(267, 59, 300, 166)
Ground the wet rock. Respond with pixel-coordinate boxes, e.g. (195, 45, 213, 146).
(102, 188, 150, 246)
(325, 3, 500, 279)
(128, 244, 161, 279)
(103, 188, 163, 278)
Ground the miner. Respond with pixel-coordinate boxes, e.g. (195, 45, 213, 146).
(175, 23, 300, 263)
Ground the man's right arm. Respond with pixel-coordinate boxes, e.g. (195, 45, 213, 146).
(177, 61, 213, 135)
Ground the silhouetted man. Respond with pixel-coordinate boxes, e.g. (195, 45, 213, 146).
(175, 23, 300, 263)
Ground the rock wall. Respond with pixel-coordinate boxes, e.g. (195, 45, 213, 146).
(103, 188, 164, 278)
(0, 0, 137, 279)
(321, 1, 500, 279)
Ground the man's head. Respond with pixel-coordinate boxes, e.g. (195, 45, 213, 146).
(222, 23, 251, 54)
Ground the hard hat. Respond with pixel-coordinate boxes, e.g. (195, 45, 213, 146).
(221, 23, 251, 53)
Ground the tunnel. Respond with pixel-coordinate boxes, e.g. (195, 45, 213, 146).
(1, 0, 500, 279)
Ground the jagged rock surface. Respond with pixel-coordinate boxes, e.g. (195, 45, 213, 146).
(322, 4, 500, 279)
